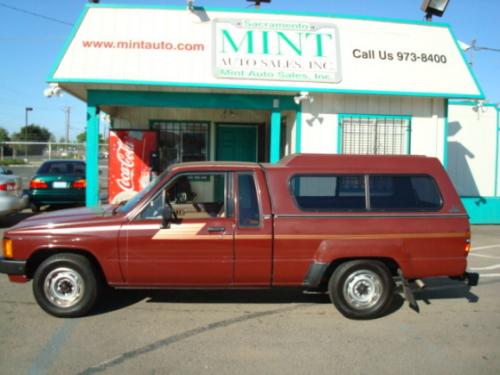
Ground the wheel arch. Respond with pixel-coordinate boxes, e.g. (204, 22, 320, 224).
(306, 257, 400, 291)
(26, 248, 107, 284)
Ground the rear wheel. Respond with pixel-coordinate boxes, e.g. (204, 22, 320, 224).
(328, 260, 394, 319)
(33, 253, 100, 318)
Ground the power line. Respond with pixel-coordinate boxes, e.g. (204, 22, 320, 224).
(0, 2, 73, 26)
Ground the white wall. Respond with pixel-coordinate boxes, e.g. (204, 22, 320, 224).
(448, 104, 498, 197)
(301, 93, 446, 162)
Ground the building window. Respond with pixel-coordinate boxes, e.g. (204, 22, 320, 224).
(290, 175, 366, 211)
(339, 115, 411, 155)
(151, 121, 209, 167)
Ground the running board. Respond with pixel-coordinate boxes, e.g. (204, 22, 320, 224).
(397, 269, 419, 313)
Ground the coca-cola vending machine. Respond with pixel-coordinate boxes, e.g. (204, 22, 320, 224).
(108, 130, 158, 204)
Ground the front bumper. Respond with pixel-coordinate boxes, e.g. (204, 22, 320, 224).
(0, 257, 26, 275)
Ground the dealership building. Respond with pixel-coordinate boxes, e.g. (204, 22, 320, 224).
(48, 3, 500, 223)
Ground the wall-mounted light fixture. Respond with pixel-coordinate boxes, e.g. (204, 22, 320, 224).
(421, 0, 450, 21)
(187, 0, 194, 11)
(294, 91, 314, 105)
(43, 83, 63, 98)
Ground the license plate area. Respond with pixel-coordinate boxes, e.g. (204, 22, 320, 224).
(52, 181, 68, 189)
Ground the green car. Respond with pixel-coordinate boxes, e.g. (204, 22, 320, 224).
(28, 160, 86, 212)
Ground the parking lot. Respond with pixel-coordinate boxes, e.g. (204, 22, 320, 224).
(0, 211, 499, 374)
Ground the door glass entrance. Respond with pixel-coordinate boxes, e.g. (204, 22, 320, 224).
(216, 124, 258, 162)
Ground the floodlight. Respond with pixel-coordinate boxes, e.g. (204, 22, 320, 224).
(247, 0, 271, 8)
(421, 0, 450, 20)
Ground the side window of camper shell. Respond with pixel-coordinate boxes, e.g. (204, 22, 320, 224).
(290, 175, 366, 211)
(369, 175, 443, 211)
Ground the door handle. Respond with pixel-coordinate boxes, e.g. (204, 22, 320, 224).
(207, 226, 225, 233)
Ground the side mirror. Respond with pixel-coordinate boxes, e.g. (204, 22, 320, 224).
(162, 205, 174, 228)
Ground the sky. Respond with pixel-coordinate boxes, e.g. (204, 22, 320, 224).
(0, 0, 499, 140)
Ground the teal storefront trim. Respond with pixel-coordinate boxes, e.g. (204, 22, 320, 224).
(461, 197, 500, 224)
(86, 105, 100, 207)
(51, 78, 484, 100)
(336, 117, 342, 154)
(270, 109, 282, 163)
(337, 114, 413, 154)
(295, 105, 302, 153)
(496, 108, 500, 196)
(87, 90, 298, 111)
(443, 99, 449, 169)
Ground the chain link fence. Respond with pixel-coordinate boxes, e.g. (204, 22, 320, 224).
(0, 142, 108, 164)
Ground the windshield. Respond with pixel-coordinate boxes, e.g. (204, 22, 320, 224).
(116, 168, 170, 214)
(38, 161, 85, 176)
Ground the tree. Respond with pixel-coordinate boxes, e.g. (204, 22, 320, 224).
(11, 124, 54, 155)
(0, 127, 13, 157)
(0, 127, 10, 142)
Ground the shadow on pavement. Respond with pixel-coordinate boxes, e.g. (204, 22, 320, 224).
(91, 277, 478, 317)
(413, 277, 479, 305)
(92, 288, 408, 318)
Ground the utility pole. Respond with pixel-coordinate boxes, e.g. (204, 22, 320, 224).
(64, 106, 71, 143)
(25, 107, 33, 160)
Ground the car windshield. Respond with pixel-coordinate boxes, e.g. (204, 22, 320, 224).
(116, 168, 171, 214)
(38, 161, 85, 176)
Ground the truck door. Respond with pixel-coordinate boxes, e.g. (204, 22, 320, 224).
(123, 172, 234, 285)
(233, 171, 273, 285)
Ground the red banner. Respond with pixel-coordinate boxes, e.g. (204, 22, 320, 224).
(108, 130, 157, 204)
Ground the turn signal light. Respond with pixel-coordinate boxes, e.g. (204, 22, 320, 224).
(30, 179, 48, 189)
(71, 179, 86, 189)
(3, 239, 13, 258)
(465, 239, 471, 253)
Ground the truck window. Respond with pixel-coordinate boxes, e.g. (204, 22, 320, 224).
(138, 173, 226, 220)
(237, 174, 260, 227)
(369, 175, 442, 211)
(290, 175, 366, 211)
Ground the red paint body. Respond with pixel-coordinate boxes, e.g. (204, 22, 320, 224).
(4, 155, 470, 287)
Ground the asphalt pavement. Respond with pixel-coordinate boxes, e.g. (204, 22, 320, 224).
(0, 213, 499, 375)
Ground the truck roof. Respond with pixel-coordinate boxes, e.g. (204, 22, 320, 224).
(170, 154, 441, 173)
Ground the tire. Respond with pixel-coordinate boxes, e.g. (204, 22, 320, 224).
(328, 260, 394, 319)
(32, 253, 100, 318)
(30, 203, 40, 213)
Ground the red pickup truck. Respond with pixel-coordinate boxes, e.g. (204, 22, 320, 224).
(0, 154, 477, 319)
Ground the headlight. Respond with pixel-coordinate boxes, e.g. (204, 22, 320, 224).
(3, 239, 13, 258)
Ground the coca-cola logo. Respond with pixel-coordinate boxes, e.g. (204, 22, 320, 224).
(116, 138, 135, 192)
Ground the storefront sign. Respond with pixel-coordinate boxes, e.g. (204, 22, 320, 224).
(213, 19, 341, 83)
(50, 6, 483, 98)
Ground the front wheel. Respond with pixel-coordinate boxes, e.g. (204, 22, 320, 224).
(328, 260, 394, 319)
(33, 253, 100, 318)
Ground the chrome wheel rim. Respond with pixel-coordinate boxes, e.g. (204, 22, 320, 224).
(343, 270, 383, 310)
(43, 267, 84, 308)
